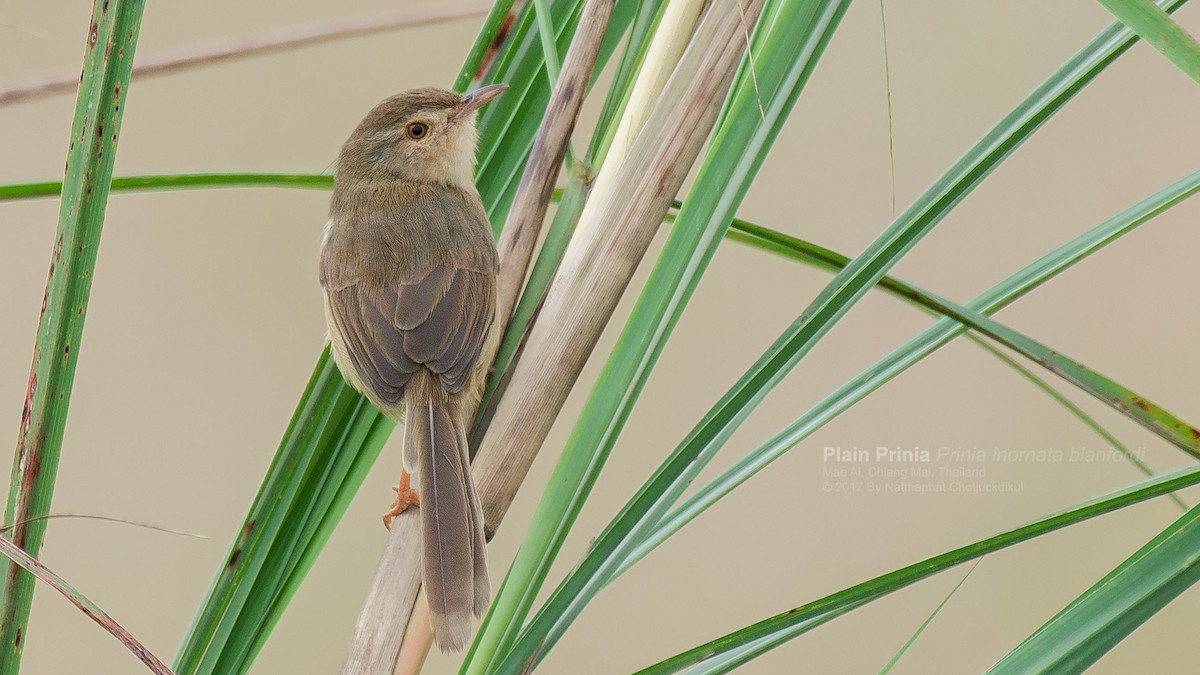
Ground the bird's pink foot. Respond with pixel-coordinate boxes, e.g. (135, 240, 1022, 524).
(382, 470, 421, 529)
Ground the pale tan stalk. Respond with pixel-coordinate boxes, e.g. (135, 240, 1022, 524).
(392, 591, 433, 675)
(493, 0, 614, 329)
(339, 511, 423, 674)
(0, 3, 490, 105)
(0, 537, 176, 674)
(473, 0, 764, 535)
(604, 0, 704, 167)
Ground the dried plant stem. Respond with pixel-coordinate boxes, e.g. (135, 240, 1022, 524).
(493, 0, 614, 343)
(604, 0, 704, 167)
(340, 511, 423, 674)
(340, 1, 613, 672)
(0, 3, 490, 106)
(460, 2, 763, 668)
(0, 538, 174, 674)
(392, 591, 433, 675)
(473, 0, 764, 535)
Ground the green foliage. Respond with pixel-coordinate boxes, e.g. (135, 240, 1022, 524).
(0, 1, 146, 672)
(1098, 0, 1200, 84)
(3, 0, 1200, 672)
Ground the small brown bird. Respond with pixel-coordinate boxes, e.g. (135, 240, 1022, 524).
(319, 84, 506, 651)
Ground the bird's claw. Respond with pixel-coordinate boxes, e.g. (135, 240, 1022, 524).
(382, 470, 421, 529)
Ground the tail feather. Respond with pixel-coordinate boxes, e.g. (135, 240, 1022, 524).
(461, 436, 491, 615)
(407, 371, 489, 652)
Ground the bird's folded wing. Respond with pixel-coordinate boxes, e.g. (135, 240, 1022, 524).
(325, 261, 496, 407)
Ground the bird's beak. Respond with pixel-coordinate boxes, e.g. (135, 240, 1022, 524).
(454, 83, 507, 122)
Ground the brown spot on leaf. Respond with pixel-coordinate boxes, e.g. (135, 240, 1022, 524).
(475, 12, 516, 80)
(19, 374, 36, 436)
(23, 448, 42, 488)
(88, 20, 98, 47)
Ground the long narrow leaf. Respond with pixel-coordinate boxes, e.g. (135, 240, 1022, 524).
(474, 0, 667, 436)
(506, 1, 1192, 666)
(1, 2, 145, 670)
(484, 1, 852, 671)
(879, 563, 979, 675)
(637, 464, 1200, 673)
(0, 174, 331, 201)
(911, 295, 1200, 457)
(0, 538, 173, 675)
(1098, 0, 1200, 84)
(173, 352, 382, 674)
(986, 501, 1200, 672)
(627, 167, 1200, 584)
(727, 220, 1183, 505)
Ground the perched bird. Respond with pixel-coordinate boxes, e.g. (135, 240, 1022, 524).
(319, 84, 506, 651)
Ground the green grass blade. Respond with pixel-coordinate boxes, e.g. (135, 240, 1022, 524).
(958, 339, 1185, 509)
(1098, 0, 1200, 84)
(244, 414, 394, 663)
(478, 2, 853, 672)
(879, 563, 978, 675)
(726, 221, 1181, 502)
(0, 173, 332, 201)
(739, 223, 1200, 462)
(628, 167, 1200, 585)
(453, 0, 518, 91)
(986, 501, 1200, 673)
(173, 351, 382, 673)
(730, 218, 1173, 502)
(910, 293, 1200, 459)
(497, 3, 1193, 668)
(680, 601, 869, 675)
(636, 464, 1200, 674)
(213, 397, 391, 672)
(0, 1, 145, 670)
(532, 0, 564, 84)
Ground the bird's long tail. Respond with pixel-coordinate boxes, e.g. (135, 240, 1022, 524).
(406, 370, 490, 652)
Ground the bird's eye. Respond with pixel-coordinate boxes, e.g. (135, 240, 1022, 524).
(407, 122, 427, 139)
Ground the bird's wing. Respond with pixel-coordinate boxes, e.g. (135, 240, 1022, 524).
(325, 261, 497, 408)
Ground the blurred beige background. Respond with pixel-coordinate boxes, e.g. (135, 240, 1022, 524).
(3, 1, 1200, 673)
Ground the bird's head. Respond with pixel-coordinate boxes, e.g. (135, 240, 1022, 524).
(336, 84, 506, 191)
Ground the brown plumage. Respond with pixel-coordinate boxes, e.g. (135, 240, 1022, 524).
(319, 85, 505, 651)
